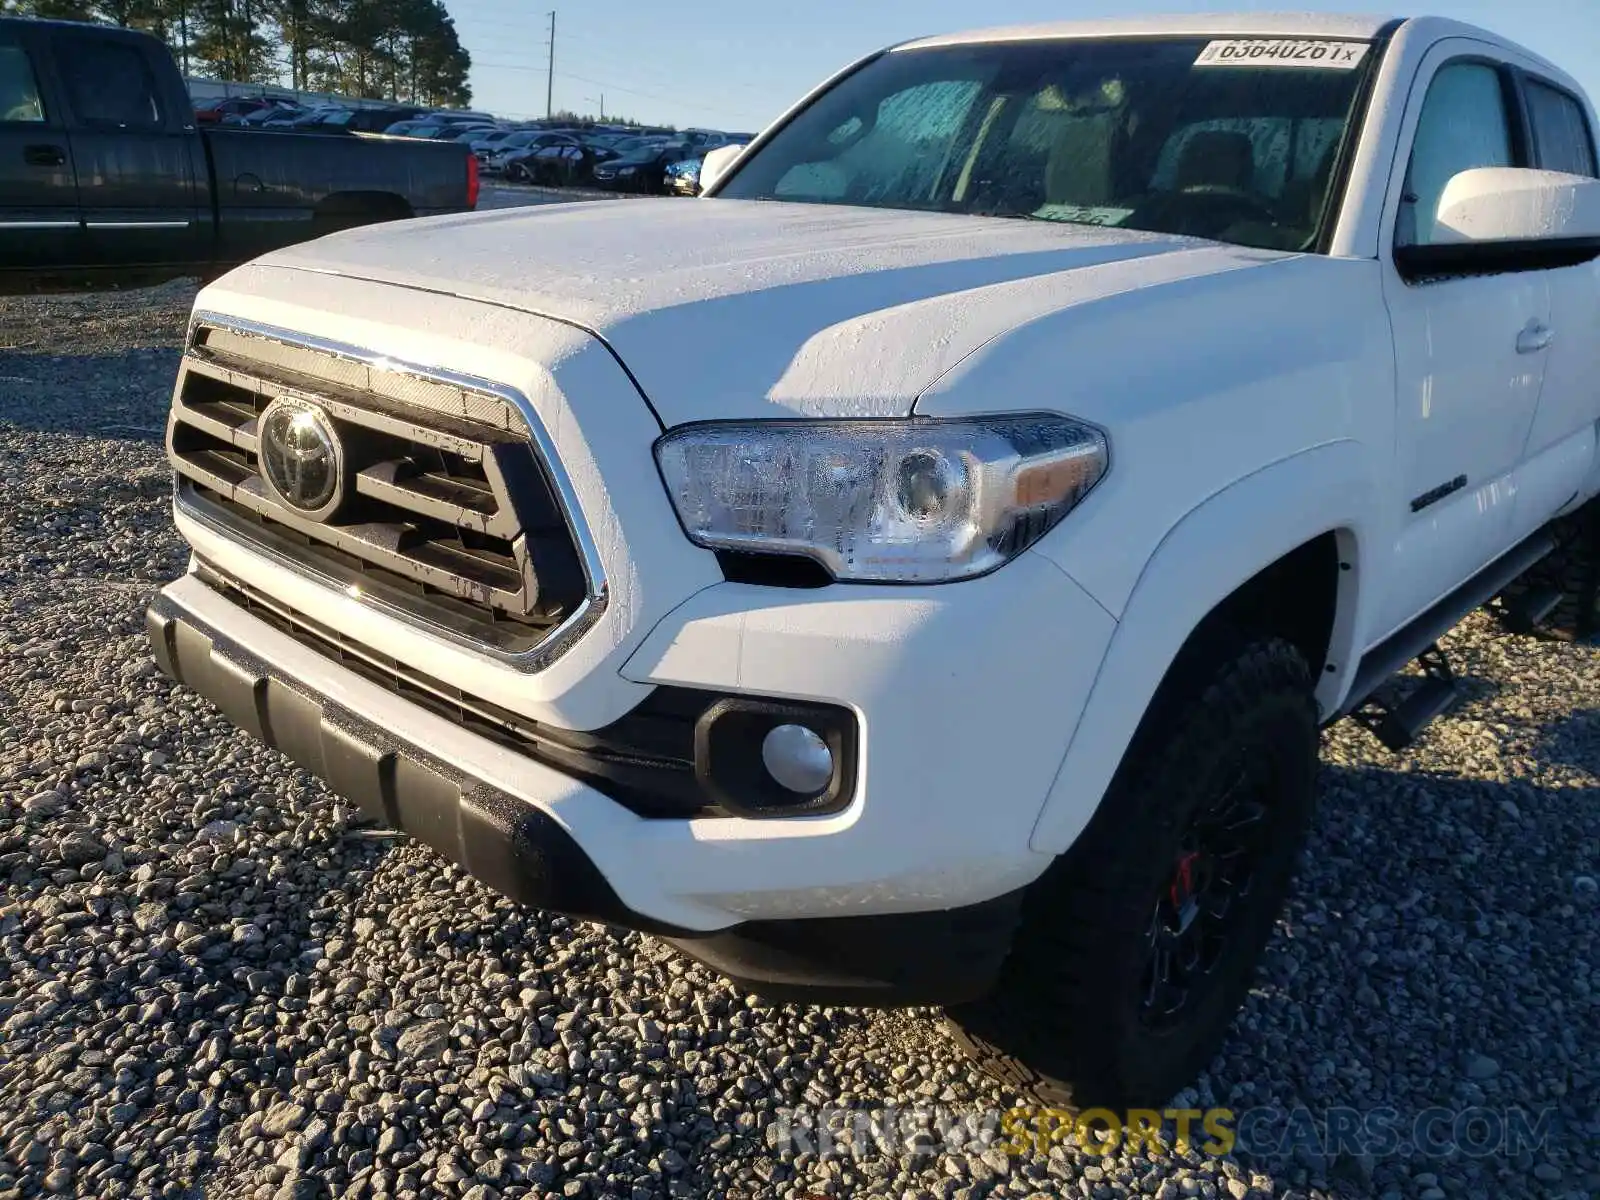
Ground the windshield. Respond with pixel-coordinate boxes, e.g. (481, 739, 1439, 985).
(718, 37, 1375, 251)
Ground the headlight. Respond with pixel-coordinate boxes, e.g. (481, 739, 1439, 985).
(654, 414, 1107, 583)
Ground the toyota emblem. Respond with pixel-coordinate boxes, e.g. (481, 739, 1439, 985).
(258, 397, 344, 519)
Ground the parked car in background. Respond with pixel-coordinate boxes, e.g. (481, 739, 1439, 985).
(0, 17, 478, 292)
(222, 98, 303, 127)
(599, 134, 666, 158)
(668, 143, 747, 195)
(520, 134, 616, 186)
(389, 114, 498, 140)
(427, 122, 497, 140)
(379, 118, 433, 137)
(433, 112, 501, 128)
(195, 95, 277, 124)
(482, 130, 545, 173)
(494, 131, 583, 179)
(450, 125, 513, 147)
(664, 156, 701, 196)
(280, 103, 348, 128)
(464, 128, 521, 157)
(681, 128, 745, 150)
(590, 140, 697, 193)
(284, 106, 353, 132)
(345, 105, 428, 133)
(395, 124, 454, 140)
(287, 107, 424, 135)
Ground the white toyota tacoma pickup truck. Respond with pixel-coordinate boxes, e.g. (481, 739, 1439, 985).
(147, 13, 1600, 1106)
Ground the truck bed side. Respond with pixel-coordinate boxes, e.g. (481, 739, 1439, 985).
(203, 127, 473, 269)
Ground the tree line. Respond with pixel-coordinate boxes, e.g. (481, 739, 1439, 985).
(2, 0, 473, 107)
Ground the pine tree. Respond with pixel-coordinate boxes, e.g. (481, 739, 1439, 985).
(4, 0, 471, 103)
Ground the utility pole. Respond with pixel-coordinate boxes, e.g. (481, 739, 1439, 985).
(545, 11, 556, 119)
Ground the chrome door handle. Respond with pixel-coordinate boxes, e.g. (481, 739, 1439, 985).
(1517, 322, 1554, 354)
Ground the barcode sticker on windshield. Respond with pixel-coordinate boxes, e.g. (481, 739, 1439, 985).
(1194, 40, 1369, 69)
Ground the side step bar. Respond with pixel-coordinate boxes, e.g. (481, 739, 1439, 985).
(1335, 529, 1555, 745)
(1350, 644, 1459, 751)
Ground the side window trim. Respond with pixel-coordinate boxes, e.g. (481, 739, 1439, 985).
(1517, 71, 1599, 177)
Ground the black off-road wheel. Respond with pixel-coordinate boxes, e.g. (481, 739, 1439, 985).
(945, 634, 1319, 1109)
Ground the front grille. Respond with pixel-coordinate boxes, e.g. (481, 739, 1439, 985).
(167, 317, 595, 659)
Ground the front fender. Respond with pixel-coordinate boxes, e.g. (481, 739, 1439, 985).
(1029, 439, 1378, 856)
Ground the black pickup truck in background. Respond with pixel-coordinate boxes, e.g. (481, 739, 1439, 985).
(0, 18, 477, 293)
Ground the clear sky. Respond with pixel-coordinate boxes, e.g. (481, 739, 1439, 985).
(446, 1, 1599, 130)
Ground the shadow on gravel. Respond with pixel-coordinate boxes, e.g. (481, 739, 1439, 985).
(1200, 761, 1597, 1199)
(0, 349, 180, 442)
(0, 349, 180, 376)
(1528, 708, 1600, 778)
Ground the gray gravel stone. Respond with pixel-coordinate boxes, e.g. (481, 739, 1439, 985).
(22, 790, 64, 816)
(1465, 1054, 1502, 1081)
(394, 1020, 450, 1060)
(262, 1103, 310, 1137)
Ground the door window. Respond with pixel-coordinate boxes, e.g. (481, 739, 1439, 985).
(55, 38, 162, 128)
(1398, 63, 1514, 247)
(0, 42, 45, 123)
(1525, 80, 1597, 177)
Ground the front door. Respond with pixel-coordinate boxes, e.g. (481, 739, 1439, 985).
(0, 27, 83, 275)
(48, 29, 203, 272)
(1374, 50, 1552, 641)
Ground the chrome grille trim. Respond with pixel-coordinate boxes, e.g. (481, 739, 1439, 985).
(171, 311, 609, 674)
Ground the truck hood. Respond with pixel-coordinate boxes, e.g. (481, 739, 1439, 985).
(259, 199, 1288, 424)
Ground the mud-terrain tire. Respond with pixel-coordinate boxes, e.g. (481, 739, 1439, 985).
(945, 635, 1319, 1109)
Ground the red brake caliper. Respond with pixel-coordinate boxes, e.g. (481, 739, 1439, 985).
(1170, 850, 1200, 908)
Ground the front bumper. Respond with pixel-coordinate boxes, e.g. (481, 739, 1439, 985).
(148, 572, 1078, 1003)
(148, 551, 1117, 1000)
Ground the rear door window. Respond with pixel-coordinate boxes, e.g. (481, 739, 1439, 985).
(1525, 80, 1597, 177)
(54, 37, 163, 128)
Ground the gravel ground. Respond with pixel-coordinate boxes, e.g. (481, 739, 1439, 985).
(0, 284, 1596, 1200)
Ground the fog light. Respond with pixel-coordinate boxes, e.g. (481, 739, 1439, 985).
(761, 723, 834, 794)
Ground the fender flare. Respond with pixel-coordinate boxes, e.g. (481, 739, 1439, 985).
(1028, 439, 1377, 856)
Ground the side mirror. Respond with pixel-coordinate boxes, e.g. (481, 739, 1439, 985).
(1397, 167, 1600, 278)
(698, 143, 748, 196)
